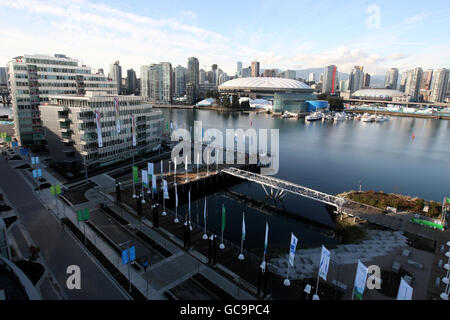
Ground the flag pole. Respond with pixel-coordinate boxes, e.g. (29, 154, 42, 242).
(220, 204, 225, 249)
(284, 263, 291, 286)
(174, 185, 179, 223)
(174, 157, 177, 186)
(314, 265, 321, 300)
(202, 196, 208, 240)
(238, 212, 245, 260)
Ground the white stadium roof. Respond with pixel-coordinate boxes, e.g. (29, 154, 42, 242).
(219, 77, 312, 91)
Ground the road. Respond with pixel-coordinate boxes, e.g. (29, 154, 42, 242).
(0, 157, 128, 300)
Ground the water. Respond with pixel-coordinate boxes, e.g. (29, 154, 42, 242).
(159, 108, 450, 252)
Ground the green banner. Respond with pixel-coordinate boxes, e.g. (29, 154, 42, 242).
(5, 136, 11, 142)
(447, 198, 450, 204)
(221, 205, 226, 231)
(77, 208, 90, 222)
(132, 166, 139, 183)
(51, 185, 61, 196)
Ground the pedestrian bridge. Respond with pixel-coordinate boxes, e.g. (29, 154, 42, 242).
(221, 167, 346, 209)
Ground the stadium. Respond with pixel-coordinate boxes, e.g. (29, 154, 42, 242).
(218, 77, 326, 113)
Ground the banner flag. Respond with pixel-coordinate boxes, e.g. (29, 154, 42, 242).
(175, 185, 178, 207)
(132, 166, 139, 183)
(242, 213, 246, 241)
(264, 222, 269, 254)
(142, 170, 148, 188)
(131, 114, 136, 147)
(397, 278, 413, 300)
(353, 260, 368, 300)
(114, 97, 120, 133)
(95, 110, 103, 148)
(50, 186, 55, 196)
(55, 185, 61, 195)
(221, 205, 226, 231)
(37, 169, 42, 177)
(188, 190, 191, 214)
(152, 174, 156, 193)
(319, 245, 331, 281)
(289, 233, 298, 267)
(163, 179, 169, 199)
(32, 170, 37, 178)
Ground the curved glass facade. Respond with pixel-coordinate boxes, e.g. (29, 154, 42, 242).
(273, 92, 318, 112)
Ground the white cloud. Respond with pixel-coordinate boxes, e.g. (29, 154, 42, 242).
(0, 0, 448, 77)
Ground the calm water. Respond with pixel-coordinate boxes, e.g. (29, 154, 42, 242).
(158, 108, 450, 252)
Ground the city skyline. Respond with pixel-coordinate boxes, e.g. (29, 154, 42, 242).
(1, 0, 450, 77)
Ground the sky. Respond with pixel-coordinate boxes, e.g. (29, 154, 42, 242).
(0, 0, 449, 77)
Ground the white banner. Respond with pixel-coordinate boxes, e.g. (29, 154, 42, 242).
(142, 170, 148, 188)
(95, 110, 103, 148)
(353, 260, 368, 300)
(131, 114, 136, 147)
(289, 233, 298, 267)
(318, 245, 330, 281)
(163, 179, 169, 199)
(397, 278, 413, 300)
(152, 173, 156, 192)
(175, 185, 178, 207)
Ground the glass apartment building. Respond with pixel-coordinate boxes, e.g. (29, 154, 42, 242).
(7, 54, 118, 146)
(40, 92, 163, 172)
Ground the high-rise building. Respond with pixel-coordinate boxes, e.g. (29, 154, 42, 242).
(0, 67, 7, 87)
(308, 72, 316, 82)
(7, 54, 117, 146)
(109, 61, 122, 94)
(430, 68, 449, 103)
(420, 69, 433, 90)
(236, 61, 243, 77)
(322, 65, 338, 94)
(339, 80, 349, 92)
(405, 67, 423, 101)
(242, 67, 251, 78)
(40, 91, 163, 171)
(384, 68, 399, 90)
(349, 66, 364, 93)
(199, 69, 206, 84)
(251, 61, 260, 77)
(149, 62, 172, 103)
(174, 65, 186, 97)
(127, 69, 137, 94)
(279, 70, 296, 79)
(186, 57, 199, 104)
(363, 73, 371, 88)
(263, 69, 276, 77)
(218, 73, 230, 85)
(140, 65, 151, 99)
(399, 70, 411, 92)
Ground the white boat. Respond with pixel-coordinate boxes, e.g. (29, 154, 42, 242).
(361, 113, 375, 122)
(305, 112, 323, 121)
(355, 114, 362, 120)
(323, 114, 333, 121)
(334, 112, 346, 121)
(281, 113, 290, 119)
(375, 115, 385, 122)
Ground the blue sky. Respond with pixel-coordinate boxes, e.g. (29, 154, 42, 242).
(1, 0, 449, 76)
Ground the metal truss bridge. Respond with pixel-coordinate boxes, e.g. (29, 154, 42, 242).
(221, 167, 346, 210)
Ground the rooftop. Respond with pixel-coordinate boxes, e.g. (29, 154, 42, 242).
(219, 77, 312, 91)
